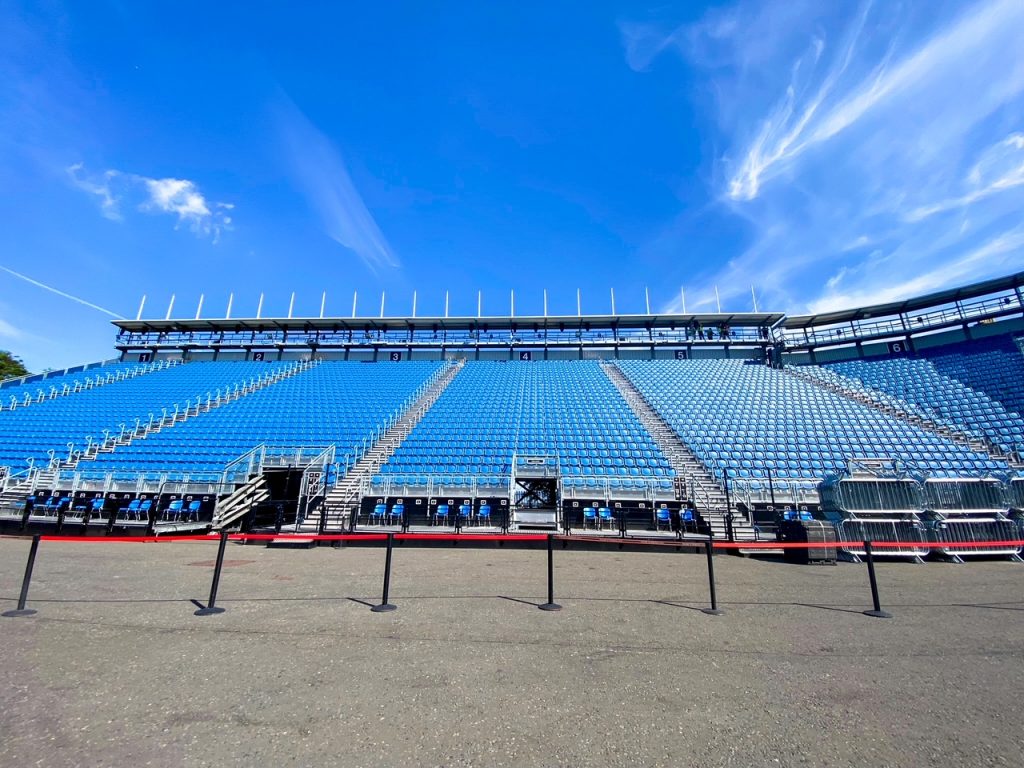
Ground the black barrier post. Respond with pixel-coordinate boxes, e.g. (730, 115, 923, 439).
(539, 534, 562, 611)
(3, 534, 41, 617)
(106, 502, 119, 535)
(701, 539, 724, 615)
(862, 540, 892, 619)
(724, 475, 734, 543)
(194, 531, 229, 616)
(372, 532, 397, 612)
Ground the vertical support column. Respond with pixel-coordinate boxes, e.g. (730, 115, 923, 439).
(371, 533, 397, 612)
(539, 534, 562, 611)
(701, 539, 723, 615)
(2, 535, 41, 617)
(862, 540, 892, 618)
(194, 532, 229, 616)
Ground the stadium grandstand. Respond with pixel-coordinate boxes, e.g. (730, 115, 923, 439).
(3, 271, 1024, 561)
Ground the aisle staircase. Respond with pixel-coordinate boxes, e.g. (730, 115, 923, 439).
(0, 360, 180, 413)
(299, 359, 466, 532)
(601, 362, 758, 542)
(787, 366, 1023, 470)
(62, 359, 320, 470)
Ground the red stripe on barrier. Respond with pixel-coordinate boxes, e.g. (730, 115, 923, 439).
(39, 535, 217, 543)
(395, 533, 549, 542)
(227, 533, 388, 542)
(9, 533, 1024, 550)
(561, 536, 704, 548)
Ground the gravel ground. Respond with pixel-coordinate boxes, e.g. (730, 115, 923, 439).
(1, 537, 1022, 767)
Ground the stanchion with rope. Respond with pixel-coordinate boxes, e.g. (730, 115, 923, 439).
(862, 540, 892, 619)
(539, 533, 562, 611)
(2, 534, 41, 617)
(372, 532, 397, 612)
(702, 539, 723, 616)
(194, 531, 229, 616)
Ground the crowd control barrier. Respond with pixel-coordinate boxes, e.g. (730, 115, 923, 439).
(3, 533, 1022, 621)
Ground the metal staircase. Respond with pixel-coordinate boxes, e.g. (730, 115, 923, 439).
(302, 359, 466, 532)
(786, 366, 1024, 471)
(211, 475, 271, 530)
(0, 467, 58, 511)
(601, 361, 758, 542)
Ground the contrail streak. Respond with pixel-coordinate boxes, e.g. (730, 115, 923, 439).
(0, 265, 126, 319)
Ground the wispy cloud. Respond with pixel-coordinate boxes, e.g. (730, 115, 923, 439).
(67, 164, 122, 220)
(66, 164, 232, 241)
(905, 133, 1024, 221)
(806, 226, 1024, 314)
(274, 95, 398, 274)
(0, 265, 125, 318)
(624, 0, 1024, 315)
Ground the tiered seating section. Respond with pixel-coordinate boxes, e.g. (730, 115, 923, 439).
(0, 361, 148, 408)
(0, 361, 280, 471)
(617, 359, 1004, 494)
(378, 361, 674, 491)
(85, 361, 445, 477)
(4, 334, 1021, 494)
(828, 342, 1024, 456)
(925, 336, 1024, 415)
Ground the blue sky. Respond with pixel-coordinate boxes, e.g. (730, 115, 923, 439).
(2, 1, 1024, 371)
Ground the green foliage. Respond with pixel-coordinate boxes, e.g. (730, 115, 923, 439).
(0, 350, 29, 379)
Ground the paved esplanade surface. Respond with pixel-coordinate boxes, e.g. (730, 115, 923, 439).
(1, 538, 1022, 767)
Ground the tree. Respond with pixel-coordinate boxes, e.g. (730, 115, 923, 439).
(0, 351, 29, 380)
